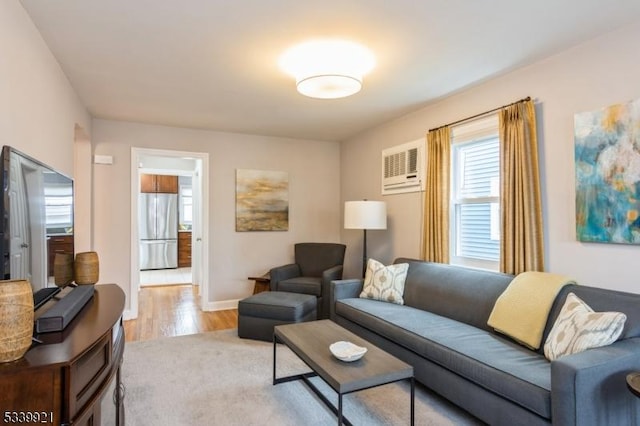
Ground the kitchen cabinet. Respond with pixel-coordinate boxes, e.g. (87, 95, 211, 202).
(140, 174, 178, 193)
(47, 235, 74, 277)
(178, 231, 192, 267)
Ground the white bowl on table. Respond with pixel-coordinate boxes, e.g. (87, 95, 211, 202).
(329, 341, 367, 362)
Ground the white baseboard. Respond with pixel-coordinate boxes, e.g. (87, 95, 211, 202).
(123, 309, 136, 321)
(202, 299, 240, 312)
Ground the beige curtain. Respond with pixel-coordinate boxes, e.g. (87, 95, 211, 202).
(499, 99, 544, 274)
(422, 126, 451, 263)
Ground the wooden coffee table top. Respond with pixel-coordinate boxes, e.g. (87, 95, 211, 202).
(275, 320, 413, 394)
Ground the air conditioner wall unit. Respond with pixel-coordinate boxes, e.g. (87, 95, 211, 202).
(381, 139, 425, 195)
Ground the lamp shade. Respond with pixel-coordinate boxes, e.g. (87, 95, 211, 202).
(344, 201, 387, 230)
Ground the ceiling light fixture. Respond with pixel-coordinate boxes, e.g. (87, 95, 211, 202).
(279, 39, 375, 99)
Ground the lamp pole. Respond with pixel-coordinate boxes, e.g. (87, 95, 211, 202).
(362, 228, 368, 278)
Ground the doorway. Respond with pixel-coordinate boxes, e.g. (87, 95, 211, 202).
(129, 148, 209, 320)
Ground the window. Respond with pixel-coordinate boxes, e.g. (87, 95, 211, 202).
(44, 175, 73, 233)
(450, 115, 500, 270)
(178, 176, 193, 230)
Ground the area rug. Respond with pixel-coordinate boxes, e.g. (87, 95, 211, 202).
(122, 329, 482, 425)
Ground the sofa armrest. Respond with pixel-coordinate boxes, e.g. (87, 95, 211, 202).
(269, 264, 300, 291)
(321, 265, 344, 297)
(329, 279, 364, 320)
(551, 337, 640, 426)
(322, 265, 344, 282)
(317, 265, 345, 319)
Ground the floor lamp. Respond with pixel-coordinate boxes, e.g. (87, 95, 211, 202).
(344, 200, 387, 278)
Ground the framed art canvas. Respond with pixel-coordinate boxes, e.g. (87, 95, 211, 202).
(236, 169, 289, 232)
(574, 98, 640, 244)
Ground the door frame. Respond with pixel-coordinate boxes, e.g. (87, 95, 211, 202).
(129, 147, 210, 319)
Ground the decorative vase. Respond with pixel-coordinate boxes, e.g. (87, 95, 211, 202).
(74, 251, 99, 285)
(0, 280, 34, 363)
(54, 253, 74, 287)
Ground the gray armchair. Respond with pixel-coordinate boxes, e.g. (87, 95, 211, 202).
(269, 243, 346, 319)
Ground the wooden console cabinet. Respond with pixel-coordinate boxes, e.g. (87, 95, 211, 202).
(0, 284, 126, 426)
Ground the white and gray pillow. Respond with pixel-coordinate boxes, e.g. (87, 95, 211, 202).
(359, 259, 408, 305)
(543, 292, 626, 361)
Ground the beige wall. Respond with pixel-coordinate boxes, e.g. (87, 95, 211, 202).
(92, 119, 341, 315)
(341, 21, 640, 293)
(1, 0, 92, 286)
(9, 0, 639, 301)
(1, 0, 91, 175)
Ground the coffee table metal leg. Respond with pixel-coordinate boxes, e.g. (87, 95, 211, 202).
(272, 334, 277, 385)
(410, 377, 415, 426)
(273, 330, 410, 425)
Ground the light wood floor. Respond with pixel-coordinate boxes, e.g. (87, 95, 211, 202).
(123, 284, 238, 342)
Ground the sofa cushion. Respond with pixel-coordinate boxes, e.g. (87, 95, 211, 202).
(278, 276, 322, 296)
(395, 258, 513, 332)
(360, 259, 408, 305)
(336, 298, 552, 419)
(543, 292, 626, 361)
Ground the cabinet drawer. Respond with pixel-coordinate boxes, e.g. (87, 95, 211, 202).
(49, 235, 74, 244)
(69, 334, 112, 419)
(50, 243, 74, 254)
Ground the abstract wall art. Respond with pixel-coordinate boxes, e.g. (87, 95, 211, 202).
(236, 169, 289, 232)
(574, 98, 640, 244)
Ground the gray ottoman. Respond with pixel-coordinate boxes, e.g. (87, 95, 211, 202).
(237, 291, 317, 342)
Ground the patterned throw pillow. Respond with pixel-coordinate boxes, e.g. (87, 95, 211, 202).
(543, 292, 626, 361)
(359, 259, 409, 305)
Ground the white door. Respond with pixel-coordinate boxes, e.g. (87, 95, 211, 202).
(8, 157, 31, 282)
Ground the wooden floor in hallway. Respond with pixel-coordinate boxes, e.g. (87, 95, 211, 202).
(124, 284, 238, 342)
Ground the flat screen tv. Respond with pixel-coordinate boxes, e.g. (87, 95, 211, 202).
(0, 146, 74, 308)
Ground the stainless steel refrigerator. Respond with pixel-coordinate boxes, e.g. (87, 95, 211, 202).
(139, 193, 178, 270)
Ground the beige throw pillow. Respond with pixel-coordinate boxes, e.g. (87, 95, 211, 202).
(543, 292, 626, 361)
(359, 259, 408, 305)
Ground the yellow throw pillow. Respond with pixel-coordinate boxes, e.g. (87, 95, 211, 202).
(359, 259, 408, 305)
(543, 292, 626, 361)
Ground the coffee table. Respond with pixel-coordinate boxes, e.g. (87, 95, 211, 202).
(273, 319, 414, 425)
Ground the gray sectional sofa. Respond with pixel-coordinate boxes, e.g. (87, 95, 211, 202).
(329, 258, 640, 425)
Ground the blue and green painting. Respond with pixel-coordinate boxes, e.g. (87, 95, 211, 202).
(574, 99, 640, 244)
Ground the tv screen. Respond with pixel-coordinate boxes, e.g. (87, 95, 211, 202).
(0, 146, 74, 307)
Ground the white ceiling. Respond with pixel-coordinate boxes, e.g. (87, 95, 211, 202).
(20, 0, 640, 142)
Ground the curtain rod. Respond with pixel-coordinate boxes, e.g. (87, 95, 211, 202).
(428, 96, 531, 133)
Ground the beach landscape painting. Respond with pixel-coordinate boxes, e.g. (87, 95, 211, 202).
(236, 169, 289, 232)
(574, 98, 640, 244)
